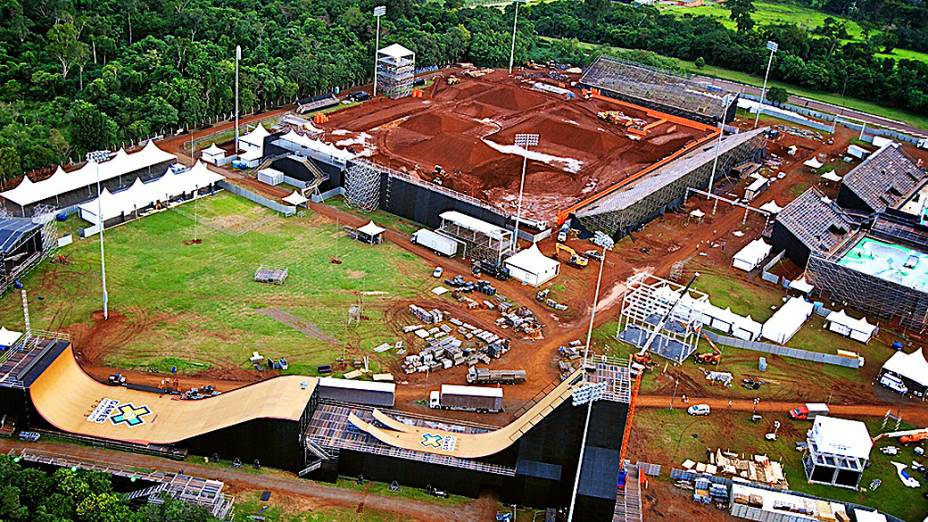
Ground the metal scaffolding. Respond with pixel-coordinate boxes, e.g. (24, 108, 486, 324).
(376, 44, 415, 99)
(344, 161, 382, 212)
(615, 274, 707, 364)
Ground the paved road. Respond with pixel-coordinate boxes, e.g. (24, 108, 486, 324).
(638, 395, 928, 424)
(0, 440, 499, 522)
(693, 73, 928, 137)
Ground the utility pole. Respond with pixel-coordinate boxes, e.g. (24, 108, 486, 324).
(511, 133, 539, 252)
(706, 94, 733, 200)
(754, 41, 778, 129)
(234, 45, 241, 154)
(87, 150, 111, 320)
(373, 6, 386, 97)
(508, 0, 524, 74)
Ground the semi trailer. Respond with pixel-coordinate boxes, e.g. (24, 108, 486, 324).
(429, 384, 503, 413)
(411, 229, 458, 257)
(466, 366, 526, 385)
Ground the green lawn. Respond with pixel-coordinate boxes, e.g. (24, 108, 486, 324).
(634, 409, 927, 521)
(325, 196, 422, 236)
(233, 491, 407, 522)
(0, 191, 434, 374)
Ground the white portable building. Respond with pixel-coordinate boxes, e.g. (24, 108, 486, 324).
(257, 168, 284, 186)
(504, 243, 560, 287)
(761, 297, 813, 344)
(732, 238, 771, 272)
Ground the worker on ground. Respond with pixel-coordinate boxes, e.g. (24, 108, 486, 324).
(682, 394, 688, 404)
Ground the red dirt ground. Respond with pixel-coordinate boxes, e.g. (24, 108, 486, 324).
(320, 70, 713, 222)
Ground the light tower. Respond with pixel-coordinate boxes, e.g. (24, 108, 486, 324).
(511, 133, 539, 251)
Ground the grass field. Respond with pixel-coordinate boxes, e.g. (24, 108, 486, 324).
(233, 491, 408, 522)
(0, 191, 434, 374)
(542, 37, 928, 131)
(634, 409, 927, 521)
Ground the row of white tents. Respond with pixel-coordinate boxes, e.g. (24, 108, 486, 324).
(78, 161, 224, 227)
(0, 141, 176, 209)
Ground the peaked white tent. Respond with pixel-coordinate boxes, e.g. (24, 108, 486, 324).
(0, 326, 22, 347)
(732, 238, 771, 272)
(283, 191, 308, 206)
(277, 129, 355, 167)
(201, 143, 226, 165)
(356, 221, 385, 244)
(759, 200, 783, 214)
(881, 348, 928, 390)
(803, 157, 824, 170)
(1, 141, 176, 210)
(505, 243, 560, 287)
(239, 124, 270, 154)
(825, 309, 877, 343)
(761, 297, 814, 344)
(821, 169, 842, 182)
(78, 161, 223, 227)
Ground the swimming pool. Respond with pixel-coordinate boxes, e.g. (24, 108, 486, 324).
(837, 237, 928, 292)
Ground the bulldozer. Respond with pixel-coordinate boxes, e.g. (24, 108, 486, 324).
(694, 330, 721, 365)
(446, 75, 460, 86)
(555, 243, 588, 268)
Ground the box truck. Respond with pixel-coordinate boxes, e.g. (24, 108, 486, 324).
(429, 384, 502, 413)
(411, 229, 458, 257)
(788, 403, 829, 420)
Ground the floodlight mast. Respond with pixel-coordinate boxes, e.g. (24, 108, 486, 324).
(706, 94, 733, 200)
(87, 150, 111, 320)
(511, 133, 539, 252)
(508, 0, 524, 74)
(754, 41, 778, 129)
(234, 45, 241, 154)
(373, 6, 386, 97)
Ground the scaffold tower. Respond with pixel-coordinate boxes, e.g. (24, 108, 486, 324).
(376, 44, 415, 99)
(344, 161, 382, 212)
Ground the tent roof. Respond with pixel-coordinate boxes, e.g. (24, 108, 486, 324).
(505, 243, 560, 275)
(278, 130, 355, 162)
(733, 238, 771, 265)
(826, 309, 875, 335)
(689, 209, 705, 218)
(240, 124, 270, 146)
(882, 348, 928, 386)
(759, 200, 783, 214)
(0, 217, 42, 254)
(202, 143, 225, 156)
(810, 416, 872, 459)
(803, 157, 824, 169)
(282, 191, 308, 206)
(854, 510, 887, 522)
(439, 211, 509, 240)
(821, 169, 842, 182)
(761, 297, 813, 344)
(357, 220, 386, 236)
(1, 141, 176, 207)
(378, 43, 414, 59)
(0, 326, 22, 347)
(788, 276, 814, 293)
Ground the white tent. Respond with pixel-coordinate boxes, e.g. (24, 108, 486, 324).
(201, 143, 226, 165)
(0, 326, 22, 347)
(732, 238, 771, 272)
(821, 169, 842, 182)
(283, 191, 308, 206)
(356, 221, 386, 244)
(825, 309, 877, 343)
(237, 148, 262, 168)
(731, 315, 762, 341)
(701, 303, 741, 334)
(803, 157, 824, 170)
(761, 297, 813, 344)
(278, 129, 355, 166)
(881, 348, 928, 388)
(854, 509, 887, 522)
(788, 276, 814, 294)
(759, 200, 783, 214)
(505, 243, 560, 287)
(1, 141, 176, 209)
(78, 161, 223, 226)
(239, 124, 270, 153)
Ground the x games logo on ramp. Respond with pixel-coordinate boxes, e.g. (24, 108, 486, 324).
(86, 398, 152, 428)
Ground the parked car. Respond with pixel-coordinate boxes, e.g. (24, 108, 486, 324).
(432, 266, 444, 278)
(687, 404, 711, 416)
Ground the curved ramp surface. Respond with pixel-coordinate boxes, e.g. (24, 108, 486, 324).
(349, 369, 583, 459)
(30, 346, 317, 445)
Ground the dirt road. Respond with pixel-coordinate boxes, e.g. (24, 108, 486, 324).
(0, 440, 498, 522)
(637, 394, 928, 424)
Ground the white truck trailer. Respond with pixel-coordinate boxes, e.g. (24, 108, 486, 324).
(411, 229, 458, 257)
(429, 384, 502, 413)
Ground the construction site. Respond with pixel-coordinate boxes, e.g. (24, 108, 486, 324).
(0, 53, 927, 522)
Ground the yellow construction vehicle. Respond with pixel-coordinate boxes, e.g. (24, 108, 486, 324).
(446, 75, 460, 85)
(555, 243, 588, 268)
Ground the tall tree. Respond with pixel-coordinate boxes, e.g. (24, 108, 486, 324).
(0, 147, 21, 188)
(46, 22, 88, 79)
(728, 0, 755, 33)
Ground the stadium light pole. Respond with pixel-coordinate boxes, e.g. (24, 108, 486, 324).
(511, 133, 539, 252)
(508, 0, 524, 74)
(706, 94, 733, 201)
(87, 150, 110, 320)
(753, 41, 778, 129)
(234, 45, 241, 154)
(373, 6, 386, 97)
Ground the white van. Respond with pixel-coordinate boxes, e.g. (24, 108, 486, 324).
(879, 373, 908, 395)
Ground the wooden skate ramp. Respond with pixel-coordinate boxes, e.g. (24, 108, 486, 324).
(349, 369, 584, 459)
(29, 345, 317, 445)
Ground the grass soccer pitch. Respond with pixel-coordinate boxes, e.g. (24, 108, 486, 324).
(0, 191, 434, 375)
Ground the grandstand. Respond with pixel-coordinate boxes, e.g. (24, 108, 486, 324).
(580, 56, 738, 125)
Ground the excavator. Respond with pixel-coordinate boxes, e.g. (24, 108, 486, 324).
(694, 329, 721, 365)
(554, 243, 588, 268)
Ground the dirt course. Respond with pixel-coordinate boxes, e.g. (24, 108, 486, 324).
(321, 70, 713, 222)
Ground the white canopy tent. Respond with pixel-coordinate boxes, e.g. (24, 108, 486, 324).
(803, 157, 824, 170)
(356, 221, 386, 244)
(759, 200, 783, 214)
(821, 169, 842, 182)
(239, 124, 270, 154)
(1, 141, 176, 209)
(761, 297, 814, 344)
(504, 243, 560, 286)
(788, 276, 814, 294)
(283, 191, 308, 206)
(825, 309, 877, 343)
(881, 348, 928, 389)
(0, 326, 22, 347)
(732, 238, 771, 272)
(277, 129, 355, 167)
(78, 161, 224, 226)
(201, 143, 226, 165)
(732, 315, 762, 342)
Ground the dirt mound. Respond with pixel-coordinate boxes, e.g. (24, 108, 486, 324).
(399, 134, 497, 168)
(475, 86, 546, 112)
(456, 102, 499, 120)
(520, 115, 629, 156)
(400, 113, 476, 135)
